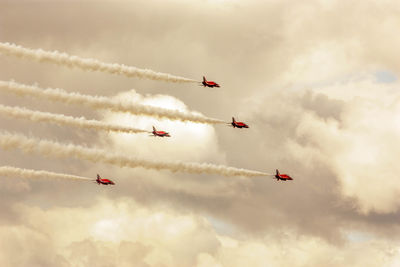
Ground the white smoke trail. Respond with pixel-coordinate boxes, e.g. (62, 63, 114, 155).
(0, 80, 224, 124)
(0, 166, 92, 181)
(0, 104, 148, 134)
(0, 42, 196, 83)
(0, 132, 269, 177)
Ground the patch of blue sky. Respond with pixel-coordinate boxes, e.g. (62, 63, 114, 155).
(375, 70, 397, 83)
(346, 231, 373, 243)
(206, 216, 238, 236)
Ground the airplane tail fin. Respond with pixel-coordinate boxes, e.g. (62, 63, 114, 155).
(203, 76, 206, 82)
(152, 126, 156, 132)
(97, 174, 100, 179)
(232, 117, 235, 123)
(276, 169, 280, 176)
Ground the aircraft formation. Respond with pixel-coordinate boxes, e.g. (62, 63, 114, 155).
(96, 75, 292, 185)
(0, 42, 293, 186)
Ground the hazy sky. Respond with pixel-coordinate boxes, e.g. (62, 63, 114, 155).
(1, 0, 400, 266)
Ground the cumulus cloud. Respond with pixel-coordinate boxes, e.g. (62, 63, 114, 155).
(288, 75, 400, 214)
(102, 90, 226, 163)
(244, 72, 400, 214)
(1, 198, 399, 267)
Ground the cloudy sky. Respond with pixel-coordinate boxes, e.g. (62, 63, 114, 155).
(1, 0, 400, 266)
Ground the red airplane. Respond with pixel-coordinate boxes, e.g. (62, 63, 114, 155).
(96, 174, 115, 185)
(201, 76, 220, 88)
(274, 169, 293, 181)
(151, 126, 170, 137)
(230, 117, 249, 128)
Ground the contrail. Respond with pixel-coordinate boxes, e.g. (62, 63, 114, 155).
(0, 42, 196, 83)
(0, 166, 92, 181)
(0, 132, 269, 177)
(0, 80, 224, 124)
(0, 104, 148, 134)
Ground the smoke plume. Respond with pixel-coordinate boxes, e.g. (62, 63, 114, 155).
(0, 104, 148, 134)
(0, 42, 196, 83)
(0, 166, 92, 181)
(0, 80, 224, 124)
(0, 132, 269, 177)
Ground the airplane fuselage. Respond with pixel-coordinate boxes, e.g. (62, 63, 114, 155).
(202, 77, 220, 88)
(232, 122, 249, 128)
(153, 131, 170, 137)
(202, 81, 220, 88)
(96, 175, 115, 185)
(275, 175, 293, 181)
(97, 179, 115, 185)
